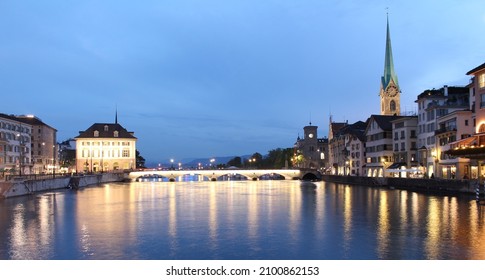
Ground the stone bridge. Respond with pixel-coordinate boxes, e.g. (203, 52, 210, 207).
(128, 168, 321, 182)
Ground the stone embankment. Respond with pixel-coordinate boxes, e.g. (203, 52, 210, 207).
(0, 172, 127, 199)
(321, 175, 477, 195)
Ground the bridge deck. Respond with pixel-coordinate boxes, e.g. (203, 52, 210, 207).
(129, 169, 304, 181)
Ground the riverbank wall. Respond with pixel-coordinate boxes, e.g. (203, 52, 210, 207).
(321, 175, 476, 195)
(0, 172, 127, 199)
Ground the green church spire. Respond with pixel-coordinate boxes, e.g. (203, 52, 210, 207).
(381, 15, 398, 90)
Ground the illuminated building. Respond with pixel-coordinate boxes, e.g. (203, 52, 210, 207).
(446, 62, 485, 180)
(75, 121, 137, 172)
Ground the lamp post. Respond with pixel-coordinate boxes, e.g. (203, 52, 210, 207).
(170, 159, 174, 170)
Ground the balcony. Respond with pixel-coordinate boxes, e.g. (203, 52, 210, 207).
(435, 126, 457, 136)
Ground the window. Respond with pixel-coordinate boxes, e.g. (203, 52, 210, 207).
(94, 130, 99, 137)
(465, 120, 469, 126)
(122, 149, 130, 157)
(481, 94, 485, 108)
(480, 73, 485, 88)
(104, 125, 109, 132)
(390, 100, 396, 112)
(114, 131, 119, 137)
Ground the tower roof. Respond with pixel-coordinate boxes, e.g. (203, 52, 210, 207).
(381, 15, 399, 89)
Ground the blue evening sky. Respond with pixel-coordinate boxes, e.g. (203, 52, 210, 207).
(1, 0, 484, 163)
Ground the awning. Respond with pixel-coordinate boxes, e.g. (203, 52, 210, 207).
(448, 135, 477, 148)
(387, 162, 406, 169)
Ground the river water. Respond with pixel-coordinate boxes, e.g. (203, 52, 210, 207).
(1, 180, 484, 260)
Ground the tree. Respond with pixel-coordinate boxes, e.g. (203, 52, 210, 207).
(136, 150, 146, 169)
(227, 156, 242, 168)
(259, 148, 294, 169)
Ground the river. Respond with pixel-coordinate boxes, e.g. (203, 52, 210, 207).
(1, 180, 484, 260)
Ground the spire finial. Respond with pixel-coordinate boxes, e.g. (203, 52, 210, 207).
(115, 105, 118, 124)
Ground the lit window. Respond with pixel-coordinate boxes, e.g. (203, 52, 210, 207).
(480, 73, 485, 88)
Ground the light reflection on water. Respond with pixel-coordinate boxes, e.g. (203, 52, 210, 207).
(1, 180, 485, 260)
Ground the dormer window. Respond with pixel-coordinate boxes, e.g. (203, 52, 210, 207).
(94, 130, 99, 137)
(114, 131, 119, 137)
(104, 125, 109, 132)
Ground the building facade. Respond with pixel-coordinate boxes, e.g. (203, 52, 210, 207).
(294, 124, 327, 170)
(365, 115, 402, 177)
(0, 114, 32, 177)
(75, 123, 137, 172)
(415, 86, 470, 177)
(328, 118, 347, 175)
(16, 115, 57, 174)
(389, 116, 419, 177)
(436, 110, 474, 179)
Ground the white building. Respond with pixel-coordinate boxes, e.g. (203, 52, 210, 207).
(0, 114, 32, 177)
(415, 86, 470, 177)
(75, 122, 137, 172)
(436, 110, 474, 179)
(365, 115, 402, 177)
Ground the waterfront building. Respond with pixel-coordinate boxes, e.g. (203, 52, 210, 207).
(446, 62, 485, 179)
(328, 118, 347, 175)
(436, 109, 474, 179)
(379, 16, 401, 116)
(318, 137, 330, 173)
(16, 115, 57, 174)
(75, 121, 137, 172)
(0, 114, 33, 177)
(293, 123, 327, 171)
(415, 86, 470, 177)
(389, 116, 419, 177)
(58, 138, 77, 173)
(364, 115, 402, 177)
(329, 121, 367, 176)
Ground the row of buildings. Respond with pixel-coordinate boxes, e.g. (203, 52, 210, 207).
(0, 113, 138, 178)
(294, 17, 485, 180)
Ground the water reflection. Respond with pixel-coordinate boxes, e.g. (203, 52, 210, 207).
(1, 180, 485, 260)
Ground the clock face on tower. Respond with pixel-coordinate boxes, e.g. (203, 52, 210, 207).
(308, 133, 314, 138)
(386, 85, 398, 97)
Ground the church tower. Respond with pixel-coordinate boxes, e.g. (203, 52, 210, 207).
(379, 15, 401, 116)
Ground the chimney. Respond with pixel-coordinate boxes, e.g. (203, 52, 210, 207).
(444, 85, 448, 96)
